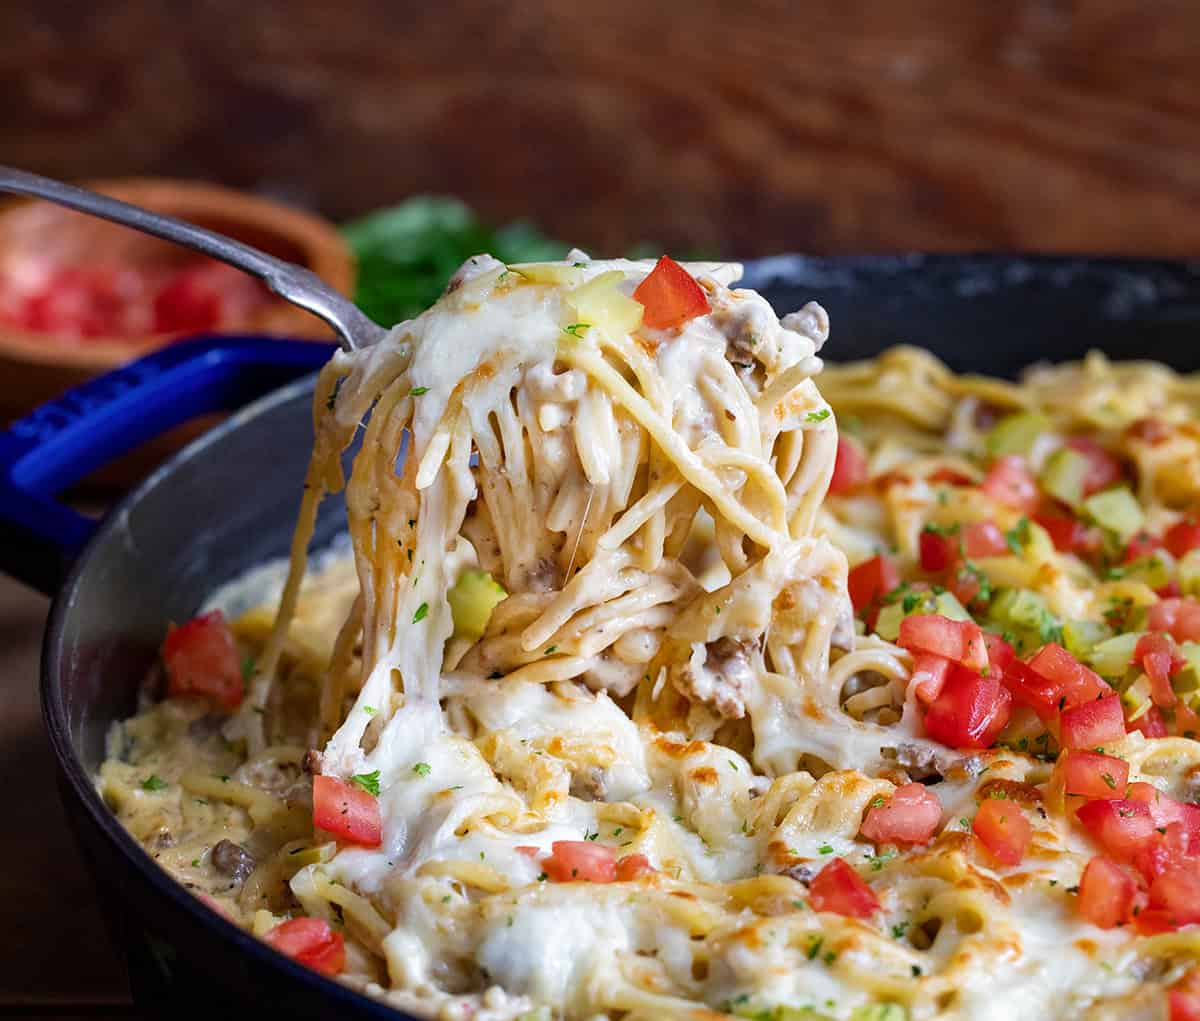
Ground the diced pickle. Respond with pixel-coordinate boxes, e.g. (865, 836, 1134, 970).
(1083, 488, 1144, 542)
(447, 569, 508, 643)
(987, 412, 1050, 458)
(1039, 447, 1091, 508)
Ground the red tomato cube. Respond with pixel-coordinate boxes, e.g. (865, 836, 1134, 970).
(265, 917, 346, 976)
(312, 775, 382, 847)
(962, 521, 1009, 558)
(161, 610, 245, 710)
(1055, 750, 1129, 801)
(1149, 867, 1200, 929)
(1169, 970, 1200, 1021)
(632, 256, 710, 330)
(911, 653, 953, 704)
(808, 858, 880, 919)
(1128, 705, 1169, 739)
(615, 853, 655, 881)
(1025, 643, 1111, 710)
(1060, 695, 1126, 750)
(922, 667, 1013, 749)
(981, 455, 1040, 513)
(919, 528, 957, 572)
(1077, 856, 1138, 929)
(860, 782, 942, 846)
(1166, 520, 1200, 560)
(847, 554, 900, 613)
(972, 796, 1031, 866)
(1135, 632, 1185, 707)
(1033, 511, 1097, 555)
(1076, 799, 1157, 862)
(898, 614, 989, 672)
(829, 436, 869, 495)
(542, 840, 617, 883)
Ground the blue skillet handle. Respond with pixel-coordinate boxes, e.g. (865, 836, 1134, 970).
(0, 335, 335, 595)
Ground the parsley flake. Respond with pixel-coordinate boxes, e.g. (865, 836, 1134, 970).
(412, 762, 432, 777)
(806, 408, 831, 423)
(141, 775, 168, 792)
(413, 602, 429, 623)
(562, 322, 591, 339)
(350, 771, 381, 796)
(409, 386, 429, 396)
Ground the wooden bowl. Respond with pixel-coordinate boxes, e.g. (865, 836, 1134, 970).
(0, 177, 354, 418)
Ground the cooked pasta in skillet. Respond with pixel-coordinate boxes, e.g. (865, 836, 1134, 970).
(99, 253, 1200, 1020)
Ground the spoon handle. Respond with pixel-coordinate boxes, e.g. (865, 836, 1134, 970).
(0, 166, 386, 351)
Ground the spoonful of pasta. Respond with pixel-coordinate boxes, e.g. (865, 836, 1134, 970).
(0, 165, 386, 351)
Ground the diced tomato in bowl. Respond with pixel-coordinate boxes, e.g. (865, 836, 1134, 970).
(808, 858, 879, 918)
(860, 783, 942, 845)
(161, 610, 245, 710)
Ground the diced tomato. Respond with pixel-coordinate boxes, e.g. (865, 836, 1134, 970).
(1160, 582, 1184, 599)
(829, 436, 868, 495)
(911, 653, 953, 704)
(1166, 520, 1200, 560)
(1133, 907, 1177, 936)
(1055, 750, 1129, 800)
(1135, 632, 1185, 707)
(847, 554, 900, 613)
(515, 845, 540, 859)
(1000, 658, 1064, 720)
(161, 610, 245, 710)
(1077, 856, 1139, 929)
(632, 256, 710, 330)
(1148, 867, 1200, 929)
(153, 262, 268, 334)
(898, 614, 989, 672)
(808, 858, 880, 918)
(1126, 782, 1200, 838)
(1026, 643, 1112, 710)
(1060, 695, 1126, 750)
(1129, 705, 1169, 739)
(1170, 972, 1200, 1021)
(541, 840, 617, 883)
(264, 917, 346, 976)
(1063, 437, 1124, 496)
(963, 521, 1010, 558)
(1149, 598, 1200, 643)
(972, 796, 1031, 866)
(1123, 531, 1163, 564)
(312, 775, 382, 847)
(919, 528, 956, 572)
(923, 666, 1013, 749)
(983, 632, 1018, 674)
(615, 854, 655, 881)
(15, 266, 144, 337)
(1033, 510, 1097, 555)
(981, 455, 1040, 513)
(860, 782, 942, 846)
(1076, 799, 1157, 861)
(1132, 821, 1197, 883)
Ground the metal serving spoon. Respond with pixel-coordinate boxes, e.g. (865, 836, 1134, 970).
(0, 165, 386, 351)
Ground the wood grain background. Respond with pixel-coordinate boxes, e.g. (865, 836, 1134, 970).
(1, 2, 1200, 1014)
(3, 0, 1200, 258)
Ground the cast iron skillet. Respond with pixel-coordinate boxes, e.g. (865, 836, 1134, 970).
(3, 254, 1200, 1020)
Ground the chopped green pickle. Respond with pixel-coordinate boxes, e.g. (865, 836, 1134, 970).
(1083, 487, 1144, 542)
(1063, 619, 1111, 659)
(987, 411, 1050, 458)
(1087, 632, 1142, 678)
(1039, 447, 1091, 508)
(447, 569, 508, 643)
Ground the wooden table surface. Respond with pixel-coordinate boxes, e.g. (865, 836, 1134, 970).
(4, 1, 1200, 1016)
